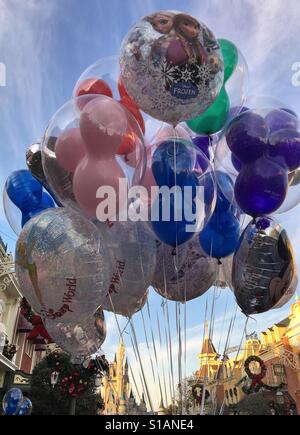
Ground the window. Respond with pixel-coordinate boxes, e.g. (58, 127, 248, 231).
(273, 364, 285, 376)
(24, 339, 34, 358)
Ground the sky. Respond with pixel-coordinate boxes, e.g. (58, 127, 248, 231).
(1, 0, 300, 411)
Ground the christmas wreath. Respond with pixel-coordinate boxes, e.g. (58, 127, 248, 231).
(242, 356, 285, 395)
(48, 351, 108, 399)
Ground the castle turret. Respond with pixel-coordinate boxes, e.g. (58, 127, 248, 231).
(198, 322, 220, 381)
(117, 337, 125, 399)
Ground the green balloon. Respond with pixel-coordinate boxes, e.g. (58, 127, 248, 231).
(187, 87, 230, 135)
(187, 39, 238, 135)
(219, 38, 239, 83)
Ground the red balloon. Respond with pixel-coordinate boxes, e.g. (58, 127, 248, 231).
(74, 78, 113, 99)
(118, 77, 130, 100)
(120, 96, 145, 134)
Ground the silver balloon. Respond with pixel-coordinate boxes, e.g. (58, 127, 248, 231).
(26, 140, 62, 206)
(96, 220, 156, 318)
(217, 256, 233, 289)
(152, 241, 188, 291)
(44, 307, 106, 363)
(232, 217, 297, 315)
(153, 241, 218, 302)
(15, 208, 110, 321)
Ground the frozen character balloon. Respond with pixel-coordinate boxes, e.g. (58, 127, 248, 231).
(120, 10, 224, 125)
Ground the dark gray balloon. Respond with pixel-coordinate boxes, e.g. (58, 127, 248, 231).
(26, 139, 63, 206)
(232, 217, 297, 315)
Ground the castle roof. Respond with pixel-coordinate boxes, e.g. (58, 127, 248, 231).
(200, 337, 218, 355)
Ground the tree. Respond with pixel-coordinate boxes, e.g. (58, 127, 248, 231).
(236, 392, 272, 416)
(30, 351, 100, 415)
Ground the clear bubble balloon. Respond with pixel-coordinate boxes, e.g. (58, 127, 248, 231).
(42, 95, 146, 220)
(15, 208, 110, 319)
(146, 137, 216, 247)
(120, 10, 224, 125)
(187, 39, 249, 136)
(215, 96, 298, 216)
(2, 388, 23, 415)
(16, 397, 33, 416)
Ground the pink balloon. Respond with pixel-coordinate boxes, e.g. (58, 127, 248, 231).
(73, 157, 125, 219)
(55, 128, 85, 173)
(80, 96, 127, 160)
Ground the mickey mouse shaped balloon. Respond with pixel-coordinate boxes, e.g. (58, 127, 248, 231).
(4, 170, 56, 235)
(120, 10, 224, 125)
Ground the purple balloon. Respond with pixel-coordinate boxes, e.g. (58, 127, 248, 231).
(192, 136, 210, 172)
(231, 154, 242, 172)
(228, 106, 249, 119)
(265, 109, 299, 134)
(234, 156, 288, 217)
(226, 112, 268, 164)
(268, 129, 300, 171)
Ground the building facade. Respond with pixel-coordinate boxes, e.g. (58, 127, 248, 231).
(0, 237, 47, 402)
(196, 299, 300, 414)
(100, 338, 147, 415)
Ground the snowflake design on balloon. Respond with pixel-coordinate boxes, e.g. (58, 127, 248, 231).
(160, 59, 180, 88)
(196, 64, 214, 85)
(179, 65, 195, 83)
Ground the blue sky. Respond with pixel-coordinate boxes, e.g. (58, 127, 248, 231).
(1, 0, 300, 410)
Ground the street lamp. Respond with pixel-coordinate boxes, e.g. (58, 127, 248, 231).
(276, 391, 285, 406)
(51, 371, 59, 389)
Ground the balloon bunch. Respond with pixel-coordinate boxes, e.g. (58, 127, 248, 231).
(3, 9, 300, 366)
(2, 389, 32, 416)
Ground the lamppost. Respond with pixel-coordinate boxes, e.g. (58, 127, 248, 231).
(50, 371, 59, 389)
(276, 391, 285, 406)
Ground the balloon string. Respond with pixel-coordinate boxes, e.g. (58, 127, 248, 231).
(129, 318, 154, 413)
(162, 298, 176, 402)
(176, 301, 183, 415)
(107, 294, 147, 409)
(144, 299, 165, 407)
(128, 363, 142, 403)
(156, 311, 169, 408)
(140, 308, 161, 401)
(217, 290, 230, 355)
(160, 253, 174, 404)
(230, 316, 249, 378)
(162, 253, 176, 400)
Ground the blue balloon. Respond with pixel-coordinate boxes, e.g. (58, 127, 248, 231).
(215, 172, 237, 214)
(152, 139, 195, 188)
(16, 397, 32, 416)
(151, 192, 197, 247)
(5, 170, 56, 228)
(2, 388, 23, 415)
